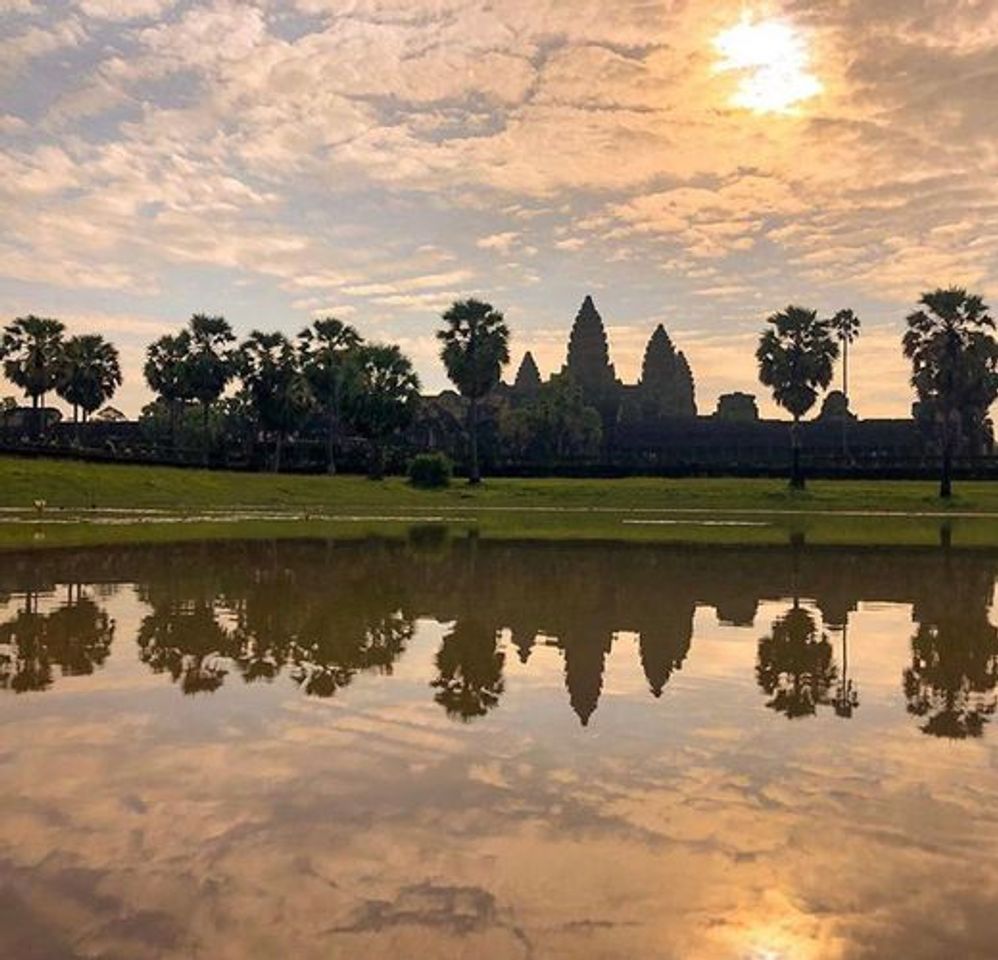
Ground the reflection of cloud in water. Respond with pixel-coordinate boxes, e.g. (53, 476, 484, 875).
(1, 540, 998, 957)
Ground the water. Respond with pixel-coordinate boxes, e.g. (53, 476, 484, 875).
(2, 535, 997, 959)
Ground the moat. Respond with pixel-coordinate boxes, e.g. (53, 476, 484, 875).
(2, 536, 997, 958)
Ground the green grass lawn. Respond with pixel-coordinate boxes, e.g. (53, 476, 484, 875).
(1, 454, 996, 550)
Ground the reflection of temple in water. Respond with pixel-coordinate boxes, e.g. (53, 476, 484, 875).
(2, 539, 998, 736)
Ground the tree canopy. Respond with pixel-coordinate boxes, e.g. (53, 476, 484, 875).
(903, 288, 998, 497)
(56, 334, 121, 422)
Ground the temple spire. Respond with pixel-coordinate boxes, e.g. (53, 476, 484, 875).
(639, 323, 696, 417)
(564, 295, 616, 394)
(512, 351, 542, 393)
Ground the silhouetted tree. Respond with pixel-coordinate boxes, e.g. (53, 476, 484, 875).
(500, 373, 602, 461)
(0, 590, 113, 693)
(298, 317, 362, 475)
(0, 315, 65, 436)
(903, 563, 998, 738)
(832, 622, 859, 718)
(185, 314, 235, 460)
(138, 599, 235, 695)
(903, 288, 998, 498)
(144, 331, 193, 451)
(757, 306, 838, 489)
(756, 602, 837, 718)
(344, 343, 420, 479)
(438, 299, 510, 484)
(431, 618, 505, 720)
(237, 331, 313, 472)
(290, 610, 413, 697)
(56, 334, 122, 428)
(829, 308, 861, 456)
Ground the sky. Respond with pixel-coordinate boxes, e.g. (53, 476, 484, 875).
(1, 0, 997, 419)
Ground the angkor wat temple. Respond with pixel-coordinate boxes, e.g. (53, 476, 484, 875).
(508, 294, 697, 422)
(475, 294, 922, 468)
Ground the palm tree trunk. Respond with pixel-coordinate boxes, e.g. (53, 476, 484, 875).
(202, 402, 210, 465)
(273, 432, 283, 473)
(369, 441, 385, 480)
(841, 340, 850, 459)
(790, 417, 805, 490)
(169, 400, 178, 456)
(940, 441, 953, 499)
(326, 412, 337, 475)
(468, 397, 481, 485)
(938, 407, 954, 499)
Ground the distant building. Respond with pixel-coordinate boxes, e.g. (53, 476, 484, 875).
(512, 351, 542, 394)
(714, 392, 759, 422)
(509, 294, 698, 426)
(495, 294, 927, 465)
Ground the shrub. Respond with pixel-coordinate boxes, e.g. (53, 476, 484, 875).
(408, 452, 453, 489)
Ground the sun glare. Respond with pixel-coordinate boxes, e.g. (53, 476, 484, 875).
(714, 14, 822, 114)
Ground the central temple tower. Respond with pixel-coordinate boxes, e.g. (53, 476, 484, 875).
(562, 295, 620, 419)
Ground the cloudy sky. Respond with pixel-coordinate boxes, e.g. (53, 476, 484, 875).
(2, 0, 996, 417)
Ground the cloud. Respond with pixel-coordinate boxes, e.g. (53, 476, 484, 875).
(76, 0, 177, 21)
(0, 0, 994, 408)
(476, 232, 520, 255)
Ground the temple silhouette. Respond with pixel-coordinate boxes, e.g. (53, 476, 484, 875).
(510, 294, 696, 423)
(418, 294, 926, 469)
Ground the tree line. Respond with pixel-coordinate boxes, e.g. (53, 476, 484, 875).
(0, 316, 122, 427)
(2, 287, 996, 496)
(143, 313, 421, 476)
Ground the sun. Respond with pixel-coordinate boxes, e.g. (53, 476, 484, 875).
(714, 14, 822, 114)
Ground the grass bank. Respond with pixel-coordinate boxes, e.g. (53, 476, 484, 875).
(1, 455, 996, 550)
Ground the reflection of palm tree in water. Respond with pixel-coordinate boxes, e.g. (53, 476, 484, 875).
(431, 618, 505, 721)
(903, 617, 998, 739)
(290, 612, 414, 698)
(833, 621, 859, 718)
(138, 600, 233, 695)
(903, 553, 998, 738)
(756, 601, 838, 719)
(0, 587, 114, 694)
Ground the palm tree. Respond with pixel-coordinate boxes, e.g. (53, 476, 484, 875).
(833, 621, 859, 718)
(829, 308, 861, 456)
(757, 305, 838, 489)
(343, 343, 420, 479)
(144, 331, 193, 452)
(437, 299, 510, 484)
(237, 331, 313, 472)
(0, 315, 65, 436)
(56, 334, 122, 428)
(903, 288, 998, 498)
(430, 618, 506, 721)
(298, 317, 362, 475)
(756, 601, 837, 719)
(185, 314, 235, 459)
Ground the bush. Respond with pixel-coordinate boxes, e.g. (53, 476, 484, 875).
(408, 452, 453, 489)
